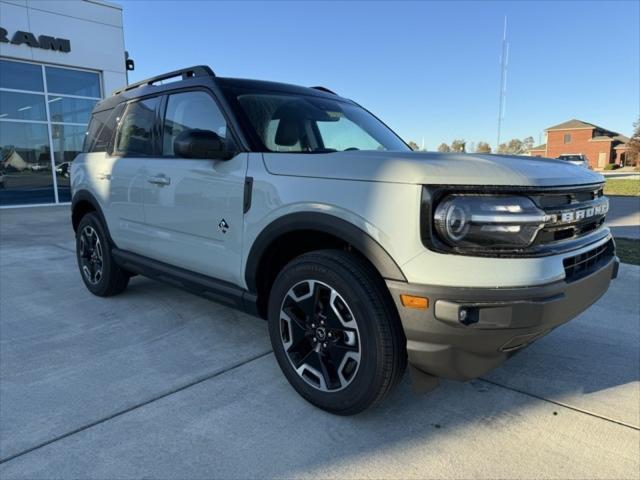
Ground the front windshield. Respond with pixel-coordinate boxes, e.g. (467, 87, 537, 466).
(234, 92, 410, 153)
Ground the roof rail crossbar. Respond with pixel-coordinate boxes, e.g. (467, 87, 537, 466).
(112, 65, 215, 96)
(311, 86, 337, 95)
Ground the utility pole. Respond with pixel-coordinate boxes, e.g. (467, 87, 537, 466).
(497, 16, 509, 149)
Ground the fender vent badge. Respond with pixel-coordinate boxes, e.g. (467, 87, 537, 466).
(218, 219, 229, 234)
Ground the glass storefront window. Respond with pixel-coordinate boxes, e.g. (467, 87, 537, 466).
(0, 59, 101, 205)
(52, 124, 86, 202)
(0, 60, 44, 92)
(48, 96, 98, 124)
(0, 91, 47, 121)
(45, 67, 101, 97)
(0, 122, 55, 205)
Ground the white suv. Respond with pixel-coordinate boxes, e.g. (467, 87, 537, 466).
(71, 66, 618, 414)
(558, 154, 590, 169)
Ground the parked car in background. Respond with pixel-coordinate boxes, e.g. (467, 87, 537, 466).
(56, 162, 71, 179)
(71, 66, 618, 415)
(558, 154, 590, 169)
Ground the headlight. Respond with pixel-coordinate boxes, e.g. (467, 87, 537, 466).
(433, 195, 546, 250)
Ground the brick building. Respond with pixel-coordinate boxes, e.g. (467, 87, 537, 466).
(527, 119, 631, 169)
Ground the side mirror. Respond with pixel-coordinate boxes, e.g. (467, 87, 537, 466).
(174, 129, 232, 160)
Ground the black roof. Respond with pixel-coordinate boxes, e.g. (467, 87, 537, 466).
(95, 65, 346, 113)
(215, 77, 342, 100)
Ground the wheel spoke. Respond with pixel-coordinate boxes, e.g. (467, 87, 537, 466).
(282, 304, 308, 333)
(324, 343, 351, 372)
(281, 311, 308, 352)
(317, 350, 340, 390)
(297, 349, 337, 390)
(95, 238, 103, 262)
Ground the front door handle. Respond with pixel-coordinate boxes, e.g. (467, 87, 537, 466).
(147, 175, 171, 186)
(97, 172, 111, 181)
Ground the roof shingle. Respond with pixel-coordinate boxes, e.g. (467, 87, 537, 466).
(545, 119, 599, 131)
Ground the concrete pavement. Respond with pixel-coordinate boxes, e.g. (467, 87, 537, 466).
(608, 196, 640, 239)
(0, 206, 638, 479)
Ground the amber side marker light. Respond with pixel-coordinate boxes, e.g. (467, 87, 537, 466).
(400, 294, 429, 310)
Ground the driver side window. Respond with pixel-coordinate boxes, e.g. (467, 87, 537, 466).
(162, 91, 227, 156)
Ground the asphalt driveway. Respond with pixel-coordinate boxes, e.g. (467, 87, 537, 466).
(0, 205, 638, 479)
(607, 196, 640, 239)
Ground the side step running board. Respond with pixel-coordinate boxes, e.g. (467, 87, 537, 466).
(112, 249, 260, 317)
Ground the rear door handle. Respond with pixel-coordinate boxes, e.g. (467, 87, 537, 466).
(97, 172, 111, 181)
(147, 175, 171, 186)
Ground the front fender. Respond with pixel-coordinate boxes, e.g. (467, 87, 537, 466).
(244, 210, 407, 292)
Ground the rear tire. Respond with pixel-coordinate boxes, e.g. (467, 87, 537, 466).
(76, 212, 129, 297)
(268, 250, 406, 415)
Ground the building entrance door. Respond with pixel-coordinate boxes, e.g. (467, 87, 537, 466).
(598, 152, 607, 168)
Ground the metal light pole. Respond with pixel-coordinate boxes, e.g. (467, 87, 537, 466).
(497, 16, 509, 150)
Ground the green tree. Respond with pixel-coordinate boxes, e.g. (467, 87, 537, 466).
(497, 138, 524, 154)
(437, 143, 451, 152)
(407, 141, 420, 151)
(450, 139, 466, 153)
(476, 141, 492, 153)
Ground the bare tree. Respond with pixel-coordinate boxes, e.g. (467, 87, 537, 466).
(522, 136, 534, 153)
(437, 143, 451, 153)
(407, 141, 420, 151)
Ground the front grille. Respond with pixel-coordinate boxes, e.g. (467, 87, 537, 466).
(531, 184, 607, 247)
(563, 240, 614, 281)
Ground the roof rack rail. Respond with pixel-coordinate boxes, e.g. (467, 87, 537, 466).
(311, 86, 337, 95)
(112, 65, 215, 96)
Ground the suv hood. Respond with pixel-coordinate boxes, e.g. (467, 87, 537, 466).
(262, 151, 604, 187)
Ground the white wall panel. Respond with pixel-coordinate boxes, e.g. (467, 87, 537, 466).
(1, 0, 126, 78)
(27, 7, 125, 73)
(0, 1, 33, 60)
(102, 69, 127, 95)
(26, 0, 122, 27)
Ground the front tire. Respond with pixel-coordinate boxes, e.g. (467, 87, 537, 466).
(268, 250, 406, 415)
(76, 212, 129, 297)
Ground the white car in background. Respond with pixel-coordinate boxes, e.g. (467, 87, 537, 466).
(558, 154, 590, 169)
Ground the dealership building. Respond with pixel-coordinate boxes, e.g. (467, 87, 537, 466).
(0, 0, 127, 206)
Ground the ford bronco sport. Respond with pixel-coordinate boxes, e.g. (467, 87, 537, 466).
(71, 66, 618, 414)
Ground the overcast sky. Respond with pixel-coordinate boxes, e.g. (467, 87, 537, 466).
(121, 0, 639, 150)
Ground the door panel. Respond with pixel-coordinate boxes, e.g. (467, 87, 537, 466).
(105, 156, 148, 253)
(598, 152, 607, 168)
(103, 96, 160, 253)
(142, 90, 246, 285)
(143, 154, 247, 284)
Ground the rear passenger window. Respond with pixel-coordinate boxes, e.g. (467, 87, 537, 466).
(84, 104, 124, 153)
(114, 97, 159, 156)
(162, 91, 227, 156)
(84, 109, 110, 153)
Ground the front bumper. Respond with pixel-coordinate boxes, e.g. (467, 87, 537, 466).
(386, 255, 619, 380)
